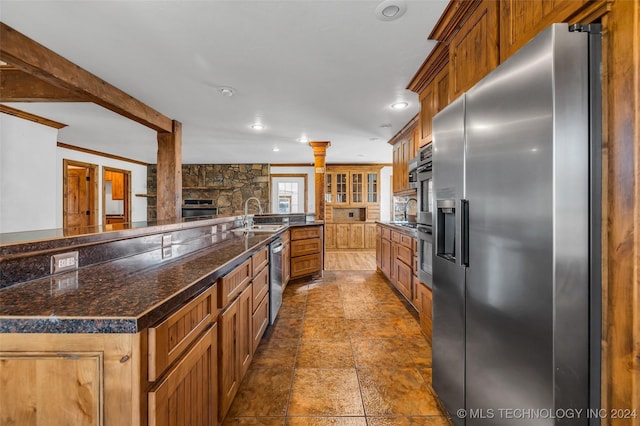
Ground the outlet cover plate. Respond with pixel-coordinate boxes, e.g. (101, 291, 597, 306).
(51, 251, 79, 274)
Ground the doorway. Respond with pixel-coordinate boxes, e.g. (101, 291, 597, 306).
(102, 166, 131, 228)
(270, 174, 308, 213)
(63, 159, 98, 232)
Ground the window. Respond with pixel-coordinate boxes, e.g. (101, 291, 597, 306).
(270, 174, 308, 214)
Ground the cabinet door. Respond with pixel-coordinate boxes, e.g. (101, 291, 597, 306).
(349, 223, 365, 249)
(350, 172, 364, 204)
(435, 65, 450, 114)
(336, 224, 350, 249)
(376, 235, 382, 268)
(392, 143, 401, 193)
(417, 283, 433, 343)
(282, 244, 291, 288)
(149, 323, 217, 426)
(219, 298, 239, 419)
(325, 173, 333, 203)
(449, 0, 499, 99)
(419, 86, 435, 145)
(364, 224, 377, 250)
(335, 172, 348, 203)
(381, 238, 392, 278)
(325, 223, 337, 249)
(395, 258, 413, 302)
(238, 284, 253, 381)
(366, 172, 379, 203)
(252, 294, 269, 354)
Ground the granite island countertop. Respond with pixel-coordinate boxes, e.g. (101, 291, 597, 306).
(0, 231, 280, 334)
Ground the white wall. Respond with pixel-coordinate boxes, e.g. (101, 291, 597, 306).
(0, 114, 58, 233)
(269, 166, 315, 213)
(380, 166, 392, 221)
(0, 113, 148, 234)
(56, 147, 148, 226)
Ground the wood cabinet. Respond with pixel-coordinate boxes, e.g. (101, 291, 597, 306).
(282, 230, 291, 289)
(325, 223, 337, 249)
(390, 117, 418, 195)
(290, 225, 323, 279)
(326, 167, 381, 207)
(419, 86, 435, 146)
(104, 170, 125, 200)
(148, 323, 217, 426)
(394, 255, 413, 302)
(364, 223, 377, 250)
(377, 225, 393, 279)
(376, 225, 417, 309)
(449, 0, 499, 100)
(416, 283, 433, 343)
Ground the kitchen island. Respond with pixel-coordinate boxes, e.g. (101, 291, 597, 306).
(0, 216, 323, 425)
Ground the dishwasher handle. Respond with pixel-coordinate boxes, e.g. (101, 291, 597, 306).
(271, 243, 283, 253)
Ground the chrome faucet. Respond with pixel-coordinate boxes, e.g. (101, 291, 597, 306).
(243, 197, 263, 228)
(405, 198, 417, 222)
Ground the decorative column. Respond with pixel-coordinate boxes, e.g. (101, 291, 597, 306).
(309, 141, 331, 221)
(156, 120, 183, 221)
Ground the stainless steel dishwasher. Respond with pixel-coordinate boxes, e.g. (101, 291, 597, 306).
(269, 237, 283, 324)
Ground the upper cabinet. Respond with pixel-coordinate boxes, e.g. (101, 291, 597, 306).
(390, 116, 418, 195)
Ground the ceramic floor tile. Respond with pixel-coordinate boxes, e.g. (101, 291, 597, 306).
(227, 368, 293, 417)
(296, 339, 354, 368)
(251, 338, 299, 369)
(346, 319, 400, 338)
(366, 417, 452, 426)
(358, 367, 444, 416)
(405, 337, 432, 367)
(278, 302, 307, 319)
(288, 368, 364, 416)
(269, 318, 304, 339)
(418, 367, 433, 385)
(302, 317, 350, 339)
(304, 301, 345, 318)
(285, 417, 367, 425)
(222, 417, 286, 425)
(390, 317, 425, 338)
(351, 338, 416, 367)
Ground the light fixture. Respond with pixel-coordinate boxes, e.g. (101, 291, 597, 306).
(375, 0, 407, 21)
(391, 101, 409, 110)
(297, 136, 309, 143)
(218, 86, 235, 97)
(273, 147, 280, 152)
(250, 123, 264, 130)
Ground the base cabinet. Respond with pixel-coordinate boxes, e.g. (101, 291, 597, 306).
(148, 323, 218, 426)
(416, 284, 433, 343)
(290, 226, 323, 279)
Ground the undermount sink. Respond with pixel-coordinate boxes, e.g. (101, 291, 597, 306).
(231, 224, 285, 233)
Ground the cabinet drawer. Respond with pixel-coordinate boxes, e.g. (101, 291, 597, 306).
(291, 226, 322, 240)
(396, 243, 413, 266)
(291, 238, 321, 257)
(148, 286, 216, 382)
(252, 294, 269, 354)
(392, 231, 413, 248)
(218, 257, 252, 308)
(148, 323, 217, 426)
(252, 266, 269, 312)
(381, 227, 391, 240)
(252, 246, 269, 276)
(291, 253, 322, 278)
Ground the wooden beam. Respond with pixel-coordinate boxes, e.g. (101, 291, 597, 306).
(156, 121, 183, 221)
(0, 23, 172, 132)
(57, 142, 149, 166)
(0, 68, 85, 102)
(308, 141, 331, 221)
(0, 104, 67, 129)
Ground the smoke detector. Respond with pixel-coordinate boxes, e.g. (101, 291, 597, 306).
(218, 86, 235, 97)
(375, 0, 407, 21)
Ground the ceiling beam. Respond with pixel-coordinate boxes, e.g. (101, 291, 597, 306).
(0, 104, 67, 129)
(0, 23, 173, 132)
(0, 68, 86, 102)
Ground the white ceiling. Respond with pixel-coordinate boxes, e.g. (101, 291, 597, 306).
(1, 0, 447, 165)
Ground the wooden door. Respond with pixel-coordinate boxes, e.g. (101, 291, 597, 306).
(419, 86, 435, 145)
(219, 298, 239, 420)
(238, 285, 253, 381)
(63, 160, 98, 231)
(325, 224, 337, 249)
(395, 259, 413, 302)
(381, 238, 392, 278)
(336, 224, 350, 249)
(364, 223, 377, 250)
(349, 224, 365, 249)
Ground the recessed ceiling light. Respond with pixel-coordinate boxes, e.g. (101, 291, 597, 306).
(273, 147, 280, 152)
(218, 86, 235, 97)
(391, 102, 409, 110)
(297, 136, 309, 143)
(250, 123, 264, 130)
(375, 0, 407, 21)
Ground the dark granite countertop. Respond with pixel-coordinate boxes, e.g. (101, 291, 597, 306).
(376, 221, 418, 238)
(0, 231, 279, 334)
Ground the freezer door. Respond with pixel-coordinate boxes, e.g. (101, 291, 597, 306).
(464, 24, 589, 424)
(432, 95, 467, 425)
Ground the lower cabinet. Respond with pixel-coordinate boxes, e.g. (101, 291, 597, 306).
(327, 222, 376, 250)
(416, 283, 433, 343)
(282, 231, 291, 288)
(148, 323, 218, 426)
(219, 283, 253, 421)
(290, 225, 323, 279)
(394, 255, 413, 302)
(252, 294, 269, 354)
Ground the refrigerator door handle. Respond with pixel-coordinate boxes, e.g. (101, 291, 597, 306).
(461, 199, 469, 267)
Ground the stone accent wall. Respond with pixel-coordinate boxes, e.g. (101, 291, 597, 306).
(147, 164, 270, 221)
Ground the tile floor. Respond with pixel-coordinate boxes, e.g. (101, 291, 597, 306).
(222, 270, 451, 425)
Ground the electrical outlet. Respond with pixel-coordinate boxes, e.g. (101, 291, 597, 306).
(221, 224, 227, 232)
(162, 234, 172, 247)
(211, 225, 217, 234)
(211, 234, 218, 244)
(51, 251, 79, 274)
(162, 246, 172, 259)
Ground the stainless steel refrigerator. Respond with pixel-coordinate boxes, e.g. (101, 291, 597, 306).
(432, 23, 601, 425)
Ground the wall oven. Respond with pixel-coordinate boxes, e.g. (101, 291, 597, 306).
(417, 143, 433, 227)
